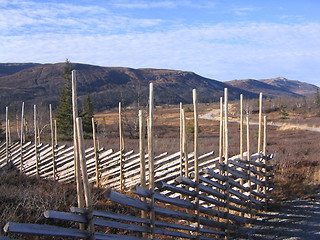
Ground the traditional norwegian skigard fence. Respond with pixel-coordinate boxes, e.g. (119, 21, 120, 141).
(1, 71, 274, 239)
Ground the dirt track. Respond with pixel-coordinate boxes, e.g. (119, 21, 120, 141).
(249, 196, 320, 239)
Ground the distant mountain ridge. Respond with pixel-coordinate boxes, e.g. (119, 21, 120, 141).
(0, 62, 257, 112)
(0, 63, 317, 113)
(226, 77, 319, 98)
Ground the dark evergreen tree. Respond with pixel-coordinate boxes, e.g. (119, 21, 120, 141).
(55, 59, 73, 140)
(79, 95, 94, 137)
(0, 121, 5, 141)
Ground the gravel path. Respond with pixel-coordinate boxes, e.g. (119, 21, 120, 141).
(249, 196, 320, 239)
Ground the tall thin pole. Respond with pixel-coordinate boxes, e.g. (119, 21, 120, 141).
(49, 104, 56, 180)
(246, 113, 252, 219)
(239, 94, 244, 191)
(182, 108, 188, 178)
(34, 105, 39, 176)
(5, 106, 9, 164)
(72, 70, 84, 209)
(224, 88, 229, 163)
(263, 115, 267, 196)
(139, 110, 146, 188)
(224, 88, 230, 233)
(148, 83, 155, 239)
(139, 110, 147, 229)
(92, 117, 100, 187)
(76, 118, 95, 240)
(54, 119, 57, 146)
(219, 97, 223, 166)
(258, 92, 263, 153)
(240, 94, 244, 159)
(119, 102, 124, 191)
(192, 89, 200, 238)
(8, 120, 11, 144)
(179, 102, 183, 177)
(20, 102, 25, 172)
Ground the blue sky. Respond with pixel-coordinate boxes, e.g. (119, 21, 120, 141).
(1, 0, 320, 86)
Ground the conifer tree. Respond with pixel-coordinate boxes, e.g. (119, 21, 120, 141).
(55, 59, 73, 140)
(79, 95, 94, 137)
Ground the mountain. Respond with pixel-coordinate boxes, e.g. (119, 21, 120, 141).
(225, 77, 318, 98)
(0, 62, 257, 112)
(260, 77, 319, 97)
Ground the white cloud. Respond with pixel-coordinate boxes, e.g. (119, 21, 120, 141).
(1, 1, 320, 85)
(2, 21, 320, 85)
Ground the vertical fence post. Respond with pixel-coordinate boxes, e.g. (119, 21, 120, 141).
(239, 94, 244, 193)
(192, 89, 200, 239)
(182, 108, 188, 178)
(5, 106, 9, 164)
(148, 83, 155, 239)
(219, 97, 223, 170)
(119, 102, 124, 191)
(246, 113, 252, 220)
(20, 102, 25, 172)
(34, 105, 39, 176)
(179, 102, 183, 177)
(263, 115, 267, 197)
(49, 104, 56, 180)
(72, 70, 85, 210)
(240, 94, 243, 159)
(76, 118, 95, 240)
(92, 117, 100, 187)
(139, 110, 147, 237)
(224, 88, 230, 233)
(258, 92, 263, 153)
(139, 110, 146, 189)
(8, 119, 11, 145)
(54, 119, 57, 147)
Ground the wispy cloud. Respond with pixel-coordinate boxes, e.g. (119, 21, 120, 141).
(110, 0, 216, 9)
(1, 0, 320, 85)
(0, 0, 164, 36)
(231, 7, 256, 16)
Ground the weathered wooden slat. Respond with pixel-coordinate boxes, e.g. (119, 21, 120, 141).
(3, 222, 89, 238)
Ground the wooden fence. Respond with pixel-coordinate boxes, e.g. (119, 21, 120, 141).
(1, 71, 274, 239)
(2, 147, 273, 239)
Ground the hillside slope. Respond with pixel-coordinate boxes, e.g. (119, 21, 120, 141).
(225, 77, 318, 98)
(0, 62, 257, 111)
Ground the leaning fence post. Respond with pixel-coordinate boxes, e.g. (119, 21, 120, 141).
(76, 117, 95, 240)
(148, 83, 156, 239)
(192, 89, 200, 239)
